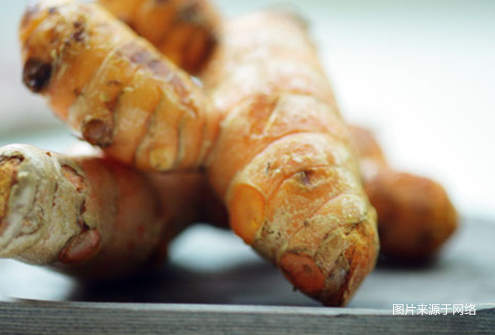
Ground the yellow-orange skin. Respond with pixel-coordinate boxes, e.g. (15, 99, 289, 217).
(203, 126, 459, 263)
(0, 144, 205, 279)
(19, 1, 379, 305)
(20, 0, 219, 172)
(202, 12, 379, 306)
(98, 0, 220, 74)
(349, 126, 458, 262)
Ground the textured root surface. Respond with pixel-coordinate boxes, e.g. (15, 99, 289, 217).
(0, 158, 23, 236)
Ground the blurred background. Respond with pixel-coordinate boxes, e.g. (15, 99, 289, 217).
(0, 0, 494, 221)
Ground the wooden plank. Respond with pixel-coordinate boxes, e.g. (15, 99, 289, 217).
(0, 301, 493, 335)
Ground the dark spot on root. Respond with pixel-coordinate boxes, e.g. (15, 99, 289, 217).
(23, 58, 52, 93)
(299, 170, 313, 186)
(71, 20, 86, 42)
(48, 7, 57, 15)
(263, 226, 274, 235)
(77, 219, 90, 232)
(51, 182, 59, 209)
(72, 29, 84, 42)
(82, 119, 113, 147)
(265, 162, 271, 174)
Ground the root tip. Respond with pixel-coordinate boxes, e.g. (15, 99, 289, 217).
(82, 119, 113, 147)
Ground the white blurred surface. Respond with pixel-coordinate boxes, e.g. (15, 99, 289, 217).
(0, 0, 494, 218)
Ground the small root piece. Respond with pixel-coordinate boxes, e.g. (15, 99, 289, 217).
(58, 229, 101, 264)
(82, 119, 113, 147)
(279, 252, 325, 297)
(22, 58, 52, 93)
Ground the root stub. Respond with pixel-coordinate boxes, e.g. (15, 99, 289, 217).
(58, 229, 101, 264)
(228, 183, 265, 245)
(82, 119, 113, 147)
(279, 252, 325, 297)
(22, 58, 52, 93)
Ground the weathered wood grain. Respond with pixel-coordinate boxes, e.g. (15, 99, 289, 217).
(0, 301, 493, 335)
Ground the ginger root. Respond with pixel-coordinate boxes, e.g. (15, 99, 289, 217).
(349, 125, 458, 261)
(201, 12, 379, 306)
(97, 0, 220, 73)
(0, 144, 205, 279)
(20, 0, 219, 172)
(16, 0, 455, 307)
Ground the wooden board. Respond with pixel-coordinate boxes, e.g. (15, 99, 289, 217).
(1, 218, 494, 334)
(0, 301, 493, 335)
